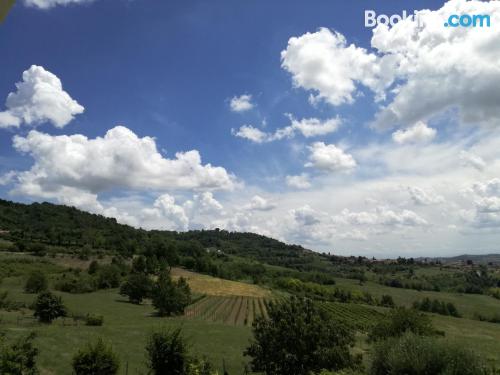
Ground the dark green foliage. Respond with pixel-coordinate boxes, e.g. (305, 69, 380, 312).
(54, 271, 97, 293)
(413, 297, 460, 317)
(0, 332, 39, 375)
(145, 328, 215, 375)
(33, 291, 67, 323)
(87, 260, 99, 275)
(368, 308, 437, 342)
(24, 271, 48, 294)
(72, 338, 119, 375)
(146, 328, 188, 375)
(29, 243, 46, 257)
(120, 273, 152, 304)
(151, 272, 191, 316)
(96, 264, 122, 289)
(245, 297, 359, 375)
(85, 314, 104, 326)
(379, 294, 395, 308)
(370, 332, 490, 375)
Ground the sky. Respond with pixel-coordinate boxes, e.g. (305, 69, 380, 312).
(1, 0, 500, 258)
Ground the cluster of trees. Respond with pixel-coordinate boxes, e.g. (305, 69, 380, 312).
(412, 297, 460, 317)
(245, 298, 494, 375)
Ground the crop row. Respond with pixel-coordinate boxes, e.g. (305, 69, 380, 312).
(184, 296, 269, 326)
(320, 302, 385, 331)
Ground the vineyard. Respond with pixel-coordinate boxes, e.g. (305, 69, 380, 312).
(320, 301, 385, 331)
(184, 295, 270, 326)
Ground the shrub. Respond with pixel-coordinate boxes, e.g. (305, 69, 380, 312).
(379, 294, 395, 308)
(0, 332, 39, 375)
(24, 271, 48, 294)
(119, 273, 152, 304)
(96, 265, 122, 289)
(85, 314, 104, 326)
(245, 297, 360, 375)
(368, 307, 437, 342)
(54, 272, 96, 294)
(33, 291, 67, 323)
(370, 332, 490, 375)
(72, 338, 119, 375)
(87, 260, 99, 275)
(151, 272, 191, 316)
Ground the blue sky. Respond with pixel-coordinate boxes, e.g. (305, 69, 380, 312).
(1, 0, 500, 258)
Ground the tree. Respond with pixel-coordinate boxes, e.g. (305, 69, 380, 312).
(96, 265, 122, 289)
(368, 307, 437, 342)
(0, 332, 39, 375)
(24, 271, 48, 294)
(72, 338, 119, 375)
(151, 272, 191, 316)
(33, 291, 67, 323)
(119, 273, 152, 304)
(87, 260, 99, 275)
(146, 328, 188, 375)
(379, 294, 395, 308)
(145, 328, 215, 375)
(245, 297, 359, 375)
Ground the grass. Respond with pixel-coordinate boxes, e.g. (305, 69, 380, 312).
(171, 268, 271, 298)
(334, 277, 500, 319)
(0, 276, 252, 375)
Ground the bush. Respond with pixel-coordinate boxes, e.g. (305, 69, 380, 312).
(379, 294, 395, 308)
(96, 265, 122, 289)
(87, 260, 99, 275)
(85, 314, 104, 326)
(24, 271, 48, 294)
(368, 307, 437, 342)
(0, 332, 39, 375)
(33, 291, 67, 323)
(370, 332, 490, 375)
(72, 338, 119, 375)
(151, 272, 191, 316)
(245, 297, 360, 375)
(120, 273, 152, 304)
(54, 272, 96, 294)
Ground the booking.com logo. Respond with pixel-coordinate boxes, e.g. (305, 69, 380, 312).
(365, 10, 491, 28)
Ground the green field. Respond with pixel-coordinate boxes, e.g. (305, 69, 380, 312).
(334, 277, 500, 319)
(0, 277, 252, 375)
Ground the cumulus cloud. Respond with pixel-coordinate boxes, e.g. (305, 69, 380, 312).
(281, 1, 500, 129)
(0, 65, 84, 129)
(141, 194, 189, 231)
(281, 28, 377, 106)
(245, 195, 276, 211)
(392, 122, 436, 145)
(23, 0, 93, 9)
(305, 142, 356, 172)
(286, 174, 311, 189)
(229, 94, 254, 112)
(407, 186, 444, 206)
(9, 126, 234, 207)
(463, 179, 500, 229)
(337, 206, 428, 227)
(232, 116, 341, 143)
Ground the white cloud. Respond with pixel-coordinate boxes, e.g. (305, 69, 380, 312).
(460, 150, 486, 171)
(281, 28, 377, 106)
(0, 171, 16, 186)
(407, 186, 444, 206)
(232, 116, 341, 144)
(141, 194, 189, 231)
(23, 0, 93, 9)
(305, 142, 356, 172)
(231, 125, 268, 143)
(9, 126, 235, 206)
(245, 195, 276, 211)
(286, 174, 311, 189)
(337, 206, 428, 227)
(290, 205, 321, 226)
(229, 94, 254, 112)
(392, 122, 436, 145)
(281, 1, 500, 129)
(0, 65, 84, 129)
